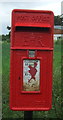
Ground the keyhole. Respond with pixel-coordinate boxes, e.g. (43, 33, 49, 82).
(18, 76, 20, 80)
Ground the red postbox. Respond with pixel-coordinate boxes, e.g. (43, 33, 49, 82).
(10, 9, 54, 111)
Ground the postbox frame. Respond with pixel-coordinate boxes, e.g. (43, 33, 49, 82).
(10, 9, 54, 111)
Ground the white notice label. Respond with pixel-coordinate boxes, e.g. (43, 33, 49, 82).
(23, 59, 40, 91)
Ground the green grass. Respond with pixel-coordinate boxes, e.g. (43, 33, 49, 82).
(2, 41, 62, 119)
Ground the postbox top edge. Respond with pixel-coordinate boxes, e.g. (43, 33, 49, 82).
(12, 9, 54, 15)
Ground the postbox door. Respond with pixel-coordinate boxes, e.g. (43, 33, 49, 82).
(10, 50, 53, 110)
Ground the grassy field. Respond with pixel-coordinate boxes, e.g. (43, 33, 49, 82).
(2, 40, 62, 119)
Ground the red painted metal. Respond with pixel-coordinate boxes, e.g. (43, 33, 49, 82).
(10, 9, 54, 111)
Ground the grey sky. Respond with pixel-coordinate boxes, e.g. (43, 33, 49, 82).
(0, 0, 62, 35)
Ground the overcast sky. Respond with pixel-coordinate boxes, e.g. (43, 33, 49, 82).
(0, 0, 63, 35)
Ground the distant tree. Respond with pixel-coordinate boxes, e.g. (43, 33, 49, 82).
(7, 26, 11, 39)
(7, 26, 11, 30)
(2, 34, 6, 41)
(54, 15, 61, 25)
